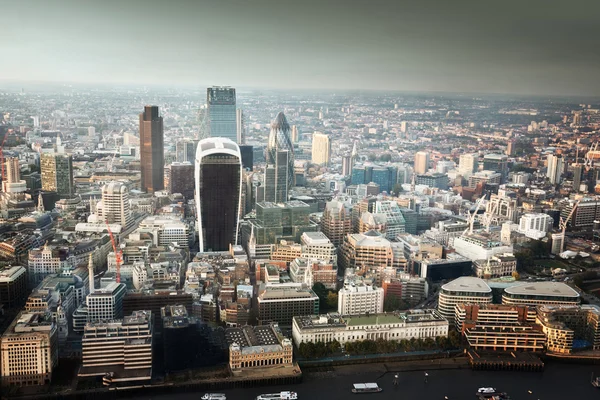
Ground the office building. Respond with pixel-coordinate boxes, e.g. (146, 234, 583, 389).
(124, 291, 193, 330)
(438, 277, 492, 323)
(265, 112, 295, 203)
(473, 254, 516, 279)
(195, 137, 242, 252)
(40, 153, 73, 197)
(292, 310, 448, 346)
(257, 284, 319, 326)
(0, 311, 58, 386)
(414, 151, 430, 174)
(338, 275, 384, 316)
(339, 231, 405, 276)
(518, 213, 553, 240)
(0, 265, 28, 309)
(351, 165, 398, 193)
(341, 154, 353, 176)
(236, 108, 245, 144)
(382, 275, 428, 306)
(168, 162, 195, 199)
(546, 154, 564, 185)
(458, 153, 478, 177)
(175, 139, 197, 163)
(239, 145, 254, 170)
(291, 125, 299, 143)
(95, 181, 133, 230)
(289, 258, 337, 289)
(452, 232, 514, 261)
(502, 282, 580, 308)
(321, 198, 353, 247)
(482, 154, 508, 183)
(87, 282, 127, 323)
(227, 324, 293, 370)
(573, 164, 584, 192)
(2, 157, 26, 193)
(537, 305, 600, 354)
(139, 106, 164, 193)
(79, 311, 153, 384)
(207, 87, 237, 142)
(560, 198, 600, 229)
(468, 170, 502, 188)
(415, 173, 449, 190)
(311, 132, 331, 166)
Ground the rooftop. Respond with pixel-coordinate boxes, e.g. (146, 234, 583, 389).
(442, 277, 492, 293)
(504, 281, 580, 298)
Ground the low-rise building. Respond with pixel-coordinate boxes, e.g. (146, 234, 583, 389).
(536, 304, 600, 354)
(502, 282, 580, 308)
(292, 310, 448, 346)
(473, 254, 516, 279)
(338, 275, 384, 316)
(257, 284, 319, 326)
(438, 277, 492, 324)
(226, 324, 293, 371)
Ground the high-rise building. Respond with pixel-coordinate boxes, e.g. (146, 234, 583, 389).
(0, 311, 58, 386)
(341, 155, 353, 176)
(139, 105, 164, 193)
(239, 145, 254, 171)
(573, 164, 584, 192)
(311, 132, 331, 166)
(506, 139, 516, 156)
(0, 265, 28, 309)
(414, 151, 430, 175)
(546, 154, 564, 185)
(207, 87, 237, 142)
(195, 137, 242, 252)
(291, 125, 299, 143)
(96, 181, 133, 229)
(87, 282, 127, 323)
(2, 157, 26, 193)
(482, 154, 508, 183)
(175, 139, 198, 163)
(265, 112, 295, 203)
(168, 162, 195, 199)
(458, 153, 479, 177)
(40, 153, 73, 197)
(236, 108, 245, 144)
(338, 275, 384, 316)
(321, 198, 353, 247)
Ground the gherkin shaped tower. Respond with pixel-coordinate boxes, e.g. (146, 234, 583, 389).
(265, 112, 295, 203)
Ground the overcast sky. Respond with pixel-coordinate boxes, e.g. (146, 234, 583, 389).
(2, 0, 599, 96)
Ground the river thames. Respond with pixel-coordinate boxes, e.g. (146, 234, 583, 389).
(140, 362, 598, 400)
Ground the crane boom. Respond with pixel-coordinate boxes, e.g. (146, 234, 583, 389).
(559, 200, 580, 254)
(0, 128, 10, 184)
(105, 221, 121, 283)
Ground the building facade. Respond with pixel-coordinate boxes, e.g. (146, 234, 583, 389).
(139, 105, 164, 193)
(438, 277, 492, 323)
(40, 153, 73, 197)
(311, 132, 331, 166)
(207, 87, 237, 142)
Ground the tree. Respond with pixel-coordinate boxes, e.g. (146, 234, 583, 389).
(392, 183, 404, 196)
(368, 154, 377, 162)
(512, 271, 520, 280)
(326, 292, 338, 310)
(384, 294, 401, 312)
(380, 154, 392, 162)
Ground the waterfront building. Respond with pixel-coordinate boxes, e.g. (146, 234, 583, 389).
(139, 105, 164, 193)
(292, 310, 448, 346)
(79, 310, 153, 384)
(257, 284, 319, 326)
(337, 275, 384, 316)
(438, 277, 492, 324)
(226, 324, 293, 371)
(0, 311, 58, 386)
(195, 137, 242, 252)
(536, 305, 600, 354)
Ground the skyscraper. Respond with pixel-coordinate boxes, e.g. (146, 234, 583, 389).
(207, 87, 237, 142)
(195, 137, 242, 252)
(573, 164, 583, 192)
(341, 155, 353, 176)
(236, 108, 245, 145)
(291, 125, 299, 143)
(175, 139, 198, 163)
(483, 153, 508, 183)
(2, 157, 26, 193)
(547, 154, 564, 185)
(168, 162, 195, 199)
(459, 153, 479, 177)
(40, 154, 73, 197)
(265, 112, 295, 203)
(414, 151, 430, 175)
(311, 132, 331, 166)
(139, 106, 164, 193)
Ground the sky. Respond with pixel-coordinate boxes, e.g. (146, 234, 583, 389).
(2, 0, 600, 96)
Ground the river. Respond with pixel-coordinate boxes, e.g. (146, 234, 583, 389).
(137, 362, 598, 400)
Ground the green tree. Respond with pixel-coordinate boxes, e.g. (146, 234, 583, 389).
(326, 292, 338, 310)
(380, 154, 392, 162)
(392, 183, 404, 196)
(368, 154, 377, 162)
(384, 294, 401, 312)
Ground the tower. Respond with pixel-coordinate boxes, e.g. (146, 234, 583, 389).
(414, 151, 430, 175)
(2, 157, 26, 193)
(207, 87, 237, 142)
(311, 132, 331, 166)
(236, 108, 245, 145)
(195, 137, 242, 252)
(139, 105, 164, 193)
(265, 112, 295, 203)
(88, 254, 95, 294)
(40, 153, 74, 197)
(291, 125, 299, 143)
(97, 181, 133, 229)
(547, 154, 564, 185)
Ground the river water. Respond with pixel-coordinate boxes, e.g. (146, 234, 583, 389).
(140, 362, 598, 400)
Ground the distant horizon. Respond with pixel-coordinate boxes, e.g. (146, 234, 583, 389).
(2, 78, 600, 102)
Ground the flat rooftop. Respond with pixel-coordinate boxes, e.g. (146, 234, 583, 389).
(442, 277, 492, 293)
(504, 282, 580, 298)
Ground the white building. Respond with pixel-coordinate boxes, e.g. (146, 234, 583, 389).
(311, 132, 331, 166)
(27, 245, 69, 276)
(458, 153, 478, 178)
(292, 310, 448, 346)
(438, 277, 493, 323)
(518, 213, 553, 240)
(95, 181, 133, 230)
(137, 215, 192, 248)
(502, 282, 580, 308)
(546, 154, 564, 185)
(414, 151, 430, 175)
(338, 276, 384, 316)
(300, 232, 337, 265)
(86, 282, 126, 323)
(453, 232, 514, 261)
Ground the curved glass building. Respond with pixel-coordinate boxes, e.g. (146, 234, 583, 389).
(265, 112, 295, 203)
(195, 137, 242, 252)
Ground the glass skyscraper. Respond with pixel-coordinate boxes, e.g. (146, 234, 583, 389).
(207, 87, 237, 143)
(264, 112, 295, 203)
(195, 137, 242, 252)
(139, 105, 164, 193)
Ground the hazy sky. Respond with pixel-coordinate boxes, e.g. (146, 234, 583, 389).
(2, 0, 600, 96)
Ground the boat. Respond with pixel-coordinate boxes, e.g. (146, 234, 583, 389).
(591, 372, 600, 388)
(255, 391, 298, 400)
(475, 387, 497, 397)
(477, 393, 511, 400)
(202, 394, 227, 400)
(352, 383, 383, 393)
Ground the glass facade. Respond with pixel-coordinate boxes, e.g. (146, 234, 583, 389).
(207, 87, 237, 142)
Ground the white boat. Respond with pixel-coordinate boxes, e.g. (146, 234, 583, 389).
(477, 387, 497, 394)
(352, 383, 383, 393)
(255, 391, 298, 400)
(201, 395, 226, 400)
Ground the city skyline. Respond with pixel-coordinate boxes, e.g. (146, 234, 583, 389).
(1, 0, 599, 97)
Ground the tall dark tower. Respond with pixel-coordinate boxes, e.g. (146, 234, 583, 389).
(264, 112, 295, 203)
(139, 106, 164, 193)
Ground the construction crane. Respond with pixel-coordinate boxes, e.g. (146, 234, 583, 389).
(105, 220, 122, 283)
(559, 200, 580, 254)
(0, 128, 10, 183)
(462, 194, 486, 237)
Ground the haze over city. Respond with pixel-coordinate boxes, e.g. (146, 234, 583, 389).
(2, 0, 600, 96)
